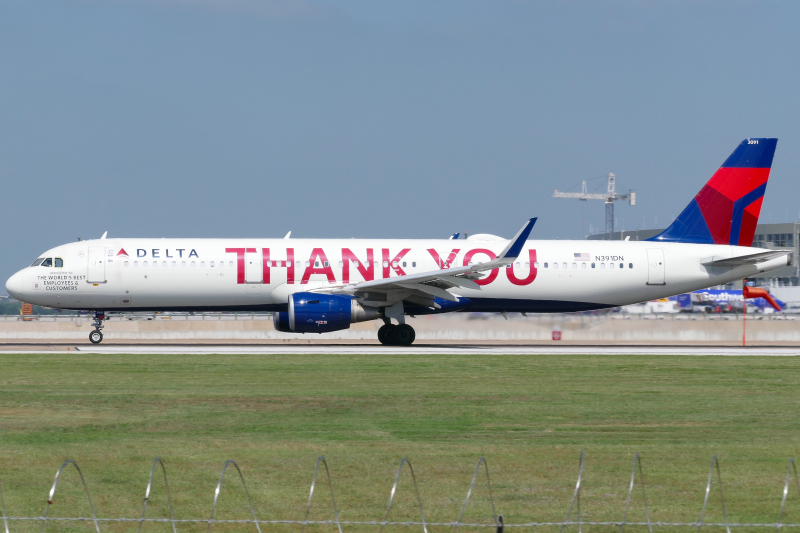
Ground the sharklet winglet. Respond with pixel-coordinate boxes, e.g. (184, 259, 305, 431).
(499, 218, 537, 260)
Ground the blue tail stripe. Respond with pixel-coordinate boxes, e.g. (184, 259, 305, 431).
(729, 183, 767, 246)
(722, 138, 777, 168)
(647, 199, 715, 244)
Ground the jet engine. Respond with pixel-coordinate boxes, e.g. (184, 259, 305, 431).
(273, 292, 380, 333)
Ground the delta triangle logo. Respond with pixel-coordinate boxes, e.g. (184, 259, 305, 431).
(117, 248, 129, 257)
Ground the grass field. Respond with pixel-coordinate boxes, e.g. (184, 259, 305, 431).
(1, 352, 800, 532)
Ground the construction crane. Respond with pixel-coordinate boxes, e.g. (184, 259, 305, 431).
(552, 173, 636, 235)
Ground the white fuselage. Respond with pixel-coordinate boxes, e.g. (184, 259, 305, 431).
(5, 237, 789, 313)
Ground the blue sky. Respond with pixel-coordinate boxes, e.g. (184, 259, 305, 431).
(2, 0, 799, 289)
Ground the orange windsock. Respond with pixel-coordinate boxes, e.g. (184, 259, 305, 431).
(742, 286, 782, 311)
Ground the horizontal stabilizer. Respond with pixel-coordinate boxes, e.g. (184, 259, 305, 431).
(702, 250, 792, 267)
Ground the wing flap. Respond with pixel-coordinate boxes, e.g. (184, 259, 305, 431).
(396, 282, 458, 302)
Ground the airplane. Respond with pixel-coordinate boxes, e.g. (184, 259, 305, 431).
(5, 138, 791, 346)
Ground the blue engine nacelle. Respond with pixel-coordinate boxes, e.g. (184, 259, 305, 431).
(273, 292, 381, 333)
(273, 310, 292, 332)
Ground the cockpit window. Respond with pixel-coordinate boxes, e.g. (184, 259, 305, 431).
(31, 258, 44, 267)
(55, 258, 63, 267)
(41, 258, 53, 267)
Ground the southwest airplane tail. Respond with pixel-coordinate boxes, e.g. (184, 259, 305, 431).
(5, 138, 792, 345)
(648, 138, 777, 246)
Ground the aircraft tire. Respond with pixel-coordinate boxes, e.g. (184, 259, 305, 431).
(378, 324, 391, 345)
(396, 324, 415, 346)
(383, 325, 399, 345)
(89, 330, 103, 344)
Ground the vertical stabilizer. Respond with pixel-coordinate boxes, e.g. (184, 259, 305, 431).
(648, 138, 777, 246)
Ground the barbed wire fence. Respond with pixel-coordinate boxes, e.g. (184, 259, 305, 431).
(1, 451, 799, 532)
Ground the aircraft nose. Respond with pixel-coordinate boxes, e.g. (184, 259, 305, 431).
(5, 270, 26, 301)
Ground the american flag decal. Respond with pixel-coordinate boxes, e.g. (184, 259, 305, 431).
(574, 253, 590, 261)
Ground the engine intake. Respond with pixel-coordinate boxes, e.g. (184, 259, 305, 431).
(273, 292, 380, 333)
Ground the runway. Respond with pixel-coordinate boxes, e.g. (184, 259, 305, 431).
(2, 343, 800, 356)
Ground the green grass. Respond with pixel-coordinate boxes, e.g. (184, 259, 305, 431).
(1, 352, 800, 532)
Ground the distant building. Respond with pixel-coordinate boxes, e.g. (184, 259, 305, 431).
(587, 222, 800, 288)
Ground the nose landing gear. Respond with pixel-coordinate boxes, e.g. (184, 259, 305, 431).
(377, 323, 416, 346)
(89, 311, 105, 344)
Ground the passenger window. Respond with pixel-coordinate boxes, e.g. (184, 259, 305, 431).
(134, 261, 138, 267)
(338, 261, 343, 268)
(230, 262, 235, 268)
(162, 261, 167, 267)
(191, 261, 196, 267)
(581, 263, 586, 269)
(629, 263, 633, 269)
(144, 261, 149, 267)
(306, 261, 310, 267)
(124, 261, 129, 267)
(55, 258, 63, 267)
(544, 262, 549, 268)
(324, 261, 329, 267)
(610, 263, 615, 269)
(620, 263, 624, 269)
(315, 261, 320, 267)
(402, 262, 406, 267)
(383, 261, 389, 267)
(601, 263, 606, 269)
(562, 262, 567, 269)
(591, 263, 596, 269)
(41, 258, 52, 267)
(534, 262, 539, 268)
(392, 261, 398, 267)
(210, 261, 215, 267)
(172, 261, 177, 267)
(412, 262, 416, 267)
(506, 264, 512, 269)
(182, 261, 186, 267)
(572, 262, 577, 269)
(201, 261, 206, 267)
(553, 262, 558, 269)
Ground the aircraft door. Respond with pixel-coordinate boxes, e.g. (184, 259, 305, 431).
(646, 248, 665, 285)
(245, 251, 262, 284)
(87, 246, 107, 283)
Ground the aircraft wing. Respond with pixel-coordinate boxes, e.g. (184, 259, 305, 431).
(702, 250, 793, 267)
(308, 218, 537, 307)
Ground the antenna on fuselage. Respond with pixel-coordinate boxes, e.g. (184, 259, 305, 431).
(100, 231, 108, 240)
(284, 231, 291, 239)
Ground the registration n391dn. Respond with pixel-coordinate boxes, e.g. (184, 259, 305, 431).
(5, 139, 790, 345)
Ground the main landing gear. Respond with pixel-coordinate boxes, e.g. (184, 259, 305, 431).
(378, 323, 416, 346)
(89, 311, 105, 344)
